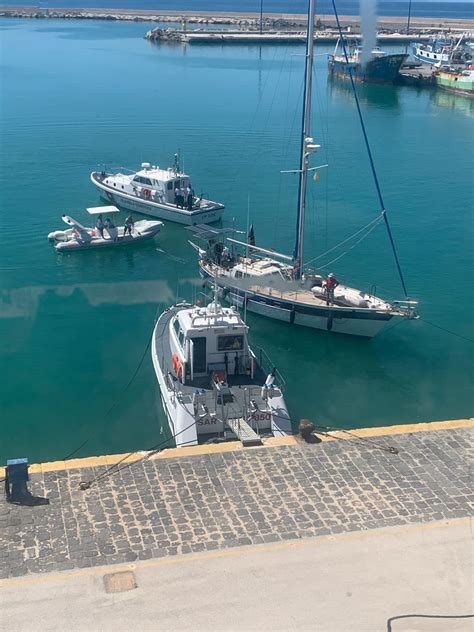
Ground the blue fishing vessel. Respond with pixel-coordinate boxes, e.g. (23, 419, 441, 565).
(412, 34, 472, 66)
(328, 40, 407, 83)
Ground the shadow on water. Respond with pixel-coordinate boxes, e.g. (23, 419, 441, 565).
(328, 76, 401, 111)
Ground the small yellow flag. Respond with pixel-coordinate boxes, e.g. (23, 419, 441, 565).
(313, 171, 319, 183)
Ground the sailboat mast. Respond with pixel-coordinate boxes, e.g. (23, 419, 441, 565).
(293, 0, 316, 278)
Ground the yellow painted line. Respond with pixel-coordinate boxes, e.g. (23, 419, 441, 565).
(1, 517, 470, 590)
(348, 418, 474, 438)
(1, 418, 472, 477)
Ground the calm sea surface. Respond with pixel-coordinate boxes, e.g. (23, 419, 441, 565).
(0, 18, 472, 464)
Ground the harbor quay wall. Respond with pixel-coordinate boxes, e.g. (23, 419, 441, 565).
(1, 7, 473, 32)
(0, 419, 472, 579)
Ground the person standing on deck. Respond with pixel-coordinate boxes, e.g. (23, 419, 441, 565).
(174, 186, 180, 207)
(186, 185, 193, 210)
(96, 214, 104, 239)
(324, 273, 339, 305)
(123, 214, 134, 237)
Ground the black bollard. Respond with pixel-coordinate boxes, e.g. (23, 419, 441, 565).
(299, 419, 316, 442)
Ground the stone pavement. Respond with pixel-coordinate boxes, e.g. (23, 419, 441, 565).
(1, 425, 472, 579)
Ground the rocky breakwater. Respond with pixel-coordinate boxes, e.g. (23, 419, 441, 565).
(0, 8, 157, 21)
(0, 8, 308, 28)
(145, 27, 184, 42)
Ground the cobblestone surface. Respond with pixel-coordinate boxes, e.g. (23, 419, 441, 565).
(1, 427, 472, 578)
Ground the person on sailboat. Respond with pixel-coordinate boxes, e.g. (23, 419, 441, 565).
(324, 273, 339, 305)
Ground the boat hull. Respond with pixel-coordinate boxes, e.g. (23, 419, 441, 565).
(151, 306, 291, 447)
(52, 220, 162, 252)
(328, 53, 407, 84)
(200, 269, 396, 339)
(91, 173, 224, 226)
(434, 71, 474, 97)
(412, 49, 450, 65)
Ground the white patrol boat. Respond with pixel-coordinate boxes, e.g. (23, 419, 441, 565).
(151, 291, 292, 448)
(47, 206, 163, 252)
(90, 155, 224, 226)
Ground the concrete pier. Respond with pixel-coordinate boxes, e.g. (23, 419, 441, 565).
(147, 29, 431, 45)
(0, 419, 472, 580)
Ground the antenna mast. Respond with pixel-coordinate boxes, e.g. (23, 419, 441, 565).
(293, 0, 316, 278)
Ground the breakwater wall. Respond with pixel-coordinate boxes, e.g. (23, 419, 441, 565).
(1, 419, 472, 579)
(1, 7, 473, 32)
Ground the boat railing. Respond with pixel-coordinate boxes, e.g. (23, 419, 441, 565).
(391, 299, 419, 319)
(257, 347, 286, 391)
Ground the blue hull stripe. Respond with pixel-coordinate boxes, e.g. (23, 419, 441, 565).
(201, 270, 392, 323)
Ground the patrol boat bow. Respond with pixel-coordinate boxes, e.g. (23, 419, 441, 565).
(151, 291, 291, 448)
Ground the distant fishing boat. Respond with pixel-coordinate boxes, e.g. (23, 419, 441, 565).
(433, 66, 474, 97)
(412, 34, 472, 66)
(151, 289, 291, 447)
(90, 154, 224, 226)
(47, 206, 163, 252)
(328, 40, 407, 84)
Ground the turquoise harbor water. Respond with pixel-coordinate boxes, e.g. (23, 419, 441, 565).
(0, 19, 473, 464)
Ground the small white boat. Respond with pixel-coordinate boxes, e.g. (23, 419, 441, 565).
(90, 155, 225, 226)
(48, 206, 163, 252)
(151, 291, 292, 448)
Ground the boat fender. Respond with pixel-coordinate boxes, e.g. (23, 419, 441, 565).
(326, 313, 333, 331)
(172, 353, 183, 379)
(290, 308, 296, 324)
(49, 230, 71, 242)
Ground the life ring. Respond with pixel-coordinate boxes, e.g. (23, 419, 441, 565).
(172, 353, 183, 379)
(143, 188, 151, 199)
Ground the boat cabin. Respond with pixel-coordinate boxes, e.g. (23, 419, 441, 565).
(228, 258, 288, 279)
(169, 302, 253, 384)
(103, 162, 192, 205)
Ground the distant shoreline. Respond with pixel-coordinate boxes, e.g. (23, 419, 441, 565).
(1, 6, 473, 31)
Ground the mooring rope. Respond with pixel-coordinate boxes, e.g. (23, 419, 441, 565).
(312, 424, 400, 455)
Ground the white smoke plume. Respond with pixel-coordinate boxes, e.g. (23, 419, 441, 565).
(360, 0, 378, 65)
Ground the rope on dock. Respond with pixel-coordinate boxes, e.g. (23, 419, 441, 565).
(78, 419, 199, 491)
(313, 425, 400, 454)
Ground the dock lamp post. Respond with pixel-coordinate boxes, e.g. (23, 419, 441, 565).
(260, 0, 263, 35)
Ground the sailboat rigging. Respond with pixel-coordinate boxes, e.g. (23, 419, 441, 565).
(188, 0, 417, 339)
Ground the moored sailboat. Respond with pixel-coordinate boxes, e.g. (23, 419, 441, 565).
(189, 0, 417, 339)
